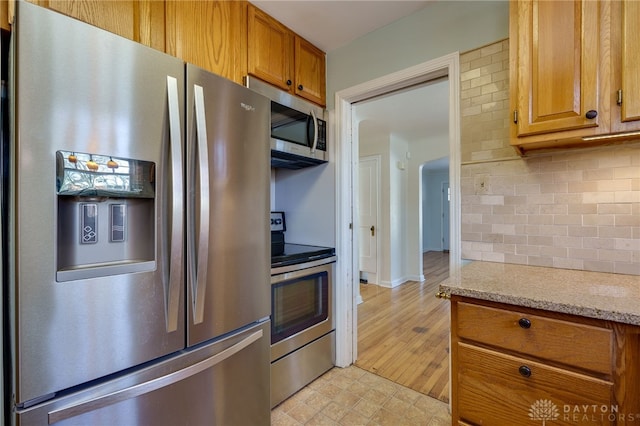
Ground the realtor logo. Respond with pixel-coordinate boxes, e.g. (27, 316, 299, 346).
(529, 399, 560, 425)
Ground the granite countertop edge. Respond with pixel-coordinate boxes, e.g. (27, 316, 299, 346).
(438, 261, 640, 326)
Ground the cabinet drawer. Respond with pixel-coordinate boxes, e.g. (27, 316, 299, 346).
(456, 343, 614, 426)
(456, 302, 612, 375)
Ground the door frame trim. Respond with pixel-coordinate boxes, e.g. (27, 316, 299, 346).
(333, 52, 461, 367)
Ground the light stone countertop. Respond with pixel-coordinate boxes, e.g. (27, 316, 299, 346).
(438, 261, 640, 326)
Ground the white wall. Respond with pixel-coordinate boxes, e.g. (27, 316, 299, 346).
(358, 118, 450, 286)
(273, 163, 336, 247)
(389, 136, 408, 286)
(326, 1, 509, 109)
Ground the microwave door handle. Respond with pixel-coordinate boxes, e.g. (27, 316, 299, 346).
(165, 76, 183, 333)
(310, 109, 319, 153)
(192, 84, 210, 325)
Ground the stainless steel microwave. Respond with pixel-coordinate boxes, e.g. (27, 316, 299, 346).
(245, 76, 327, 169)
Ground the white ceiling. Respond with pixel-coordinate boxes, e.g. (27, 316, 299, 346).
(249, 0, 433, 53)
(354, 78, 450, 169)
(251, 0, 449, 170)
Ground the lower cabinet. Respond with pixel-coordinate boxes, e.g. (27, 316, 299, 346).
(451, 296, 640, 425)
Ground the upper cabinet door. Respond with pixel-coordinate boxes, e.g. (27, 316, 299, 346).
(294, 36, 326, 107)
(611, 0, 640, 133)
(166, 1, 247, 85)
(247, 4, 293, 92)
(28, 0, 165, 51)
(513, 0, 602, 137)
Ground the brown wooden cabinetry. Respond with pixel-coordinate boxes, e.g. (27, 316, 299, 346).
(247, 4, 326, 106)
(510, 0, 640, 154)
(451, 296, 640, 425)
(165, 0, 247, 85)
(610, 0, 640, 133)
(1, 0, 9, 31)
(26, 0, 165, 51)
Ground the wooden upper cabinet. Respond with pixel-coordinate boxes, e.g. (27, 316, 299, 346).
(294, 36, 326, 106)
(510, 0, 605, 144)
(166, 0, 247, 85)
(611, 0, 640, 133)
(26, 1, 166, 51)
(510, 0, 640, 154)
(247, 4, 326, 106)
(1, 0, 9, 31)
(247, 4, 292, 92)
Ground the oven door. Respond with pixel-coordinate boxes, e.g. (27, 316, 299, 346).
(270, 261, 334, 362)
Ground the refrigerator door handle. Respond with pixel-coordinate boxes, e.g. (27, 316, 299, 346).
(191, 84, 210, 324)
(165, 75, 183, 332)
(47, 330, 264, 424)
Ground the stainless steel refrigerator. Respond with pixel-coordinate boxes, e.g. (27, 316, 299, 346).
(3, 2, 271, 424)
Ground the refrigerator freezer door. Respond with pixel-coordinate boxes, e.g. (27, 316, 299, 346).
(16, 321, 271, 426)
(11, 3, 185, 404)
(186, 65, 271, 346)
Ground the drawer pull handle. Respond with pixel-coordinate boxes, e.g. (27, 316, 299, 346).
(518, 318, 531, 329)
(519, 365, 532, 378)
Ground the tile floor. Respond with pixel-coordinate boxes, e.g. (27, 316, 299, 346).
(270, 366, 451, 425)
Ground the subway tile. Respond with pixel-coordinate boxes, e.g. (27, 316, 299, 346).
(504, 253, 528, 265)
(504, 234, 528, 244)
(615, 262, 640, 275)
(527, 256, 554, 267)
(584, 237, 616, 250)
(615, 238, 640, 251)
(597, 179, 632, 192)
(583, 192, 616, 203)
(567, 248, 599, 260)
(553, 236, 583, 248)
(614, 191, 640, 203)
(583, 261, 614, 274)
(583, 168, 614, 181)
(597, 203, 633, 215)
(568, 225, 599, 237)
(553, 258, 584, 270)
(539, 204, 568, 215)
(527, 235, 554, 246)
(598, 249, 631, 262)
(568, 203, 598, 214)
(583, 214, 615, 226)
(553, 214, 582, 225)
(538, 225, 568, 236)
(598, 226, 633, 238)
(482, 252, 505, 262)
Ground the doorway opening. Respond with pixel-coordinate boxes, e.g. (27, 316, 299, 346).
(334, 53, 461, 400)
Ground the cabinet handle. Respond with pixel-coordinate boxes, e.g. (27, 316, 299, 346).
(585, 110, 598, 119)
(298, 84, 304, 91)
(519, 365, 532, 378)
(518, 317, 531, 329)
(286, 79, 292, 86)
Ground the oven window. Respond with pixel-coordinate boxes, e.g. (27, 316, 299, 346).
(271, 271, 328, 344)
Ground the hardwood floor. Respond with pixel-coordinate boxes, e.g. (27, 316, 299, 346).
(356, 251, 450, 403)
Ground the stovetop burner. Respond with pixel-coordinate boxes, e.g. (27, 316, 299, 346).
(271, 243, 335, 268)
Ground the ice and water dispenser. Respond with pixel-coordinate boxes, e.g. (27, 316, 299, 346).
(56, 150, 156, 281)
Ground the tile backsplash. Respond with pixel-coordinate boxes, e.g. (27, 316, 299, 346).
(460, 40, 640, 275)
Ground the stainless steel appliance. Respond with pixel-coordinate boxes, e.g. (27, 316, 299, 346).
(245, 76, 327, 169)
(3, 3, 271, 424)
(270, 215, 336, 407)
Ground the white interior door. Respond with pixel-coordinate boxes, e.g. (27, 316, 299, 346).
(358, 156, 379, 283)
